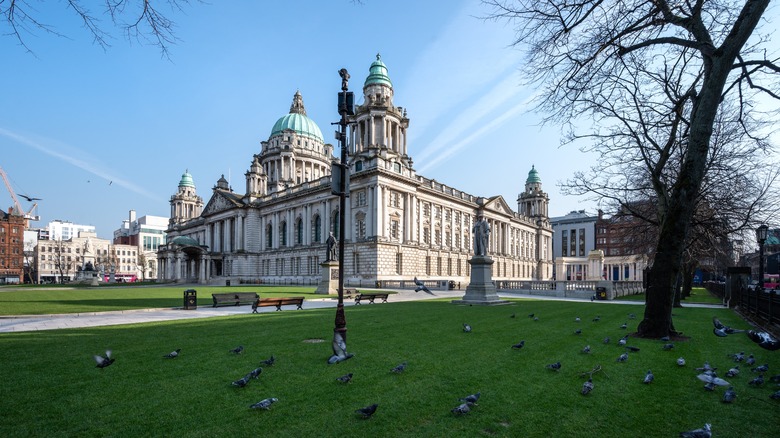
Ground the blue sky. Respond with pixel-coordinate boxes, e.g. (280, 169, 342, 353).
(0, 0, 692, 238)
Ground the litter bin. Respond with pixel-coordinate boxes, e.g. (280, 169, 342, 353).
(226, 280, 231, 287)
(596, 287, 607, 300)
(449, 280, 456, 290)
(184, 289, 197, 310)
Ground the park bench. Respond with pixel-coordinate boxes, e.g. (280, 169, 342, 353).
(344, 288, 357, 298)
(354, 292, 389, 305)
(212, 292, 259, 307)
(252, 297, 305, 313)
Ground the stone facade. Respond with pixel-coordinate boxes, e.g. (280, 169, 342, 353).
(158, 56, 553, 285)
(0, 208, 25, 284)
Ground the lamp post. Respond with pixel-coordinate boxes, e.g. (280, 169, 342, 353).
(328, 68, 354, 364)
(756, 224, 768, 293)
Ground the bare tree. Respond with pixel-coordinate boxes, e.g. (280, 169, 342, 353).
(485, 0, 779, 337)
(52, 239, 72, 283)
(137, 252, 147, 281)
(1, 0, 199, 57)
(22, 238, 36, 284)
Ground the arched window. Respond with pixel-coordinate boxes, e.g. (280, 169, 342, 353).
(266, 223, 273, 249)
(296, 218, 303, 245)
(313, 215, 322, 243)
(280, 221, 287, 246)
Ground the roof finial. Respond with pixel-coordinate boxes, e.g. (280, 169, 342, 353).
(376, 53, 381, 60)
(289, 91, 306, 115)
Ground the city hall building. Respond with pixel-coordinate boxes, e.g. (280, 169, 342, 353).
(157, 55, 553, 286)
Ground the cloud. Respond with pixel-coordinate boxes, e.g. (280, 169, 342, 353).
(0, 127, 164, 202)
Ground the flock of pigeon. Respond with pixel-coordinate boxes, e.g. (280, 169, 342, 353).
(92, 306, 779, 434)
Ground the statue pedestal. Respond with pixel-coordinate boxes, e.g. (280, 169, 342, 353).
(315, 261, 340, 295)
(452, 256, 509, 306)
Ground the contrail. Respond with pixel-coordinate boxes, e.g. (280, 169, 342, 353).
(0, 127, 163, 201)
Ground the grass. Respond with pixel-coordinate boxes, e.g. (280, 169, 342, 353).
(0, 286, 335, 315)
(621, 287, 723, 305)
(1, 295, 779, 437)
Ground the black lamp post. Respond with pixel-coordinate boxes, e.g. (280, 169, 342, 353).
(756, 224, 768, 293)
(328, 68, 354, 364)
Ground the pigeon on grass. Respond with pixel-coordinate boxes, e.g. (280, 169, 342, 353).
(725, 366, 739, 378)
(94, 351, 114, 369)
(751, 364, 769, 373)
(679, 423, 711, 438)
(459, 392, 481, 405)
(260, 355, 275, 366)
(747, 330, 780, 351)
(250, 398, 278, 410)
(463, 323, 472, 333)
(413, 277, 432, 294)
(643, 370, 654, 384)
(164, 349, 181, 359)
(697, 373, 729, 387)
(722, 387, 737, 403)
(511, 340, 525, 350)
(662, 343, 674, 351)
(451, 402, 473, 414)
(232, 374, 252, 388)
(770, 390, 780, 400)
(581, 378, 594, 395)
(712, 316, 744, 335)
(617, 353, 628, 362)
(391, 362, 407, 373)
(249, 367, 263, 379)
(582, 345, 591, 354)
(546, 362, 561, 371)
(336, 373, 353, 383)
(677, 357, 686, 367)
(748, 374, 764, 386)
(355, 404, 378, 418)
(230, 345, 244, 355)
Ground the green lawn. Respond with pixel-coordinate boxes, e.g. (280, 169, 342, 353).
(620, 287, 723, 305)
(1, 297, 778, 437)
(0, 286, 329, 315)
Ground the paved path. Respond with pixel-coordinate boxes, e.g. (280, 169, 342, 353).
(0, 289, 721, 333)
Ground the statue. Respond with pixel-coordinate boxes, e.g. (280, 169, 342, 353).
(84, 237, 94, 255)
(473, 215, 490, 257)
(338, 68, 350, 91)
(326, 232, 337, 261)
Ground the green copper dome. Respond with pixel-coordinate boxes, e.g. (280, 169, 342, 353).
(170, 235, 200, 247)
(364, 54, 392, 88)
(270, 91, 324, 142)
(179, 170, 195, 188)
(526, 165, 541, 184)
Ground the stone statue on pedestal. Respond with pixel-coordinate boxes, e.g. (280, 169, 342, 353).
(473, 215, 490, 256)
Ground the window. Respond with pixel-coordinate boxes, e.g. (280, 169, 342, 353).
(313, 215, 322, 243)
(423, 227, 430, 244)
(296, 219, 303, 245)
(394, 162, 401, 173)
(266, 224, 273, 249)
(356, 190, 367, 207)
(569, 229, 577, 257)
(425, 256, 431, 275)
(353, 253, 360, 274)
(561, 230, 568, 257)
(332, 212, 340, 238)
(355, 216, 366, 240)
(396, 253, 402, 274)
(390, 220, 399, 239)
(579, 228, 586, 256)
(355, 160, 363, 171)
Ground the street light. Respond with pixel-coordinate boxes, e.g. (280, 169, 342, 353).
(756, 224, 768, 293)
(328, 68, 354, 364)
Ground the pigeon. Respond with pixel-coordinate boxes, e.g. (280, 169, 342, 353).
(722, 386, 737, 403)
(413, 277, 432, 294)
(625, 346, 640, 352)
(618, 337, 627, 347)
(336, 373, 353, 383)
(703, 382, 717, 391)
(355, 403, 378, 418)
(713, 316, 745, 334)
(391, 362, 407, 373)
(592, 316, 600, 322)
(250, 367, 263, 379)
(463, 323, 472, 333)
(748, 374, 764, 386)
(230, 345, 244, 354)
(643, 370, 654, 384)
(546, 361, 562, 371)
(260, 355, 275, 366)
(747, 330, 780, 351)
(164, 349, 181, 359)
(459, 392, 481, 404)
(232, 374, 252, 387)
(574, 329, 582, 335)
(510, 313, 516, 319)
(620, 323, 627, 329)
(617, 353, 629, 362)
(696, 362, 716, 373)
(533, 317, 539, 321)
(603, 337, 611, 344)
(679, 423, 711, 438)
(713, 327, 728, 337)
(770, 390, 780, 400)
(582, 345, 591, 354)
(769, 374, 780, 382)
(697, 373, 729, 387)
(581, 378, 594, 395)
(746, 354, 755, 366)
(628, 313, 636, 319)
(528, 313, 535, 318)
(575, 317, 581, 323)
(451, 402, 473, 414)
(732, 352, 745, 362)
(250, 397, 278, 410)
(511, 340, 525, 349)
(751, 364, 768, 373)
(660, 336, 670, 342)
(94, 350, 115, 369)
(662, 343, 674, 350)
(677, 357, 686, 366)
(725, 366, 739, 378)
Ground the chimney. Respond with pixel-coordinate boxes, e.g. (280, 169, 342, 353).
(129, 210, 137, 223)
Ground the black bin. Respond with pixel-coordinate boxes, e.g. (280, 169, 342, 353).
(184, 289, 197, 310)
(596, 287, 607, 300)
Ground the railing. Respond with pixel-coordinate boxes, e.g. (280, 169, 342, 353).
(735, 286, 780, 328)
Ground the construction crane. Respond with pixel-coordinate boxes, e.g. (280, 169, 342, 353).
(0, 165, 40, 223)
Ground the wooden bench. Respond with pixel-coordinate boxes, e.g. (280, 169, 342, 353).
(252, 297, 305, 313)
(354, 293, 389, 305)
(344, 288, 357, 298)
(212, 292, 259, 307)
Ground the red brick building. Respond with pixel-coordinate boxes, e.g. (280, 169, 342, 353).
(0, 207, 26, 284)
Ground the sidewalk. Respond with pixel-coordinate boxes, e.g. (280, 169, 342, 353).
(0, 289, 722, 333)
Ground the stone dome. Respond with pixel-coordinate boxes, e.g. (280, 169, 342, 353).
(270, 91, 323, 142)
